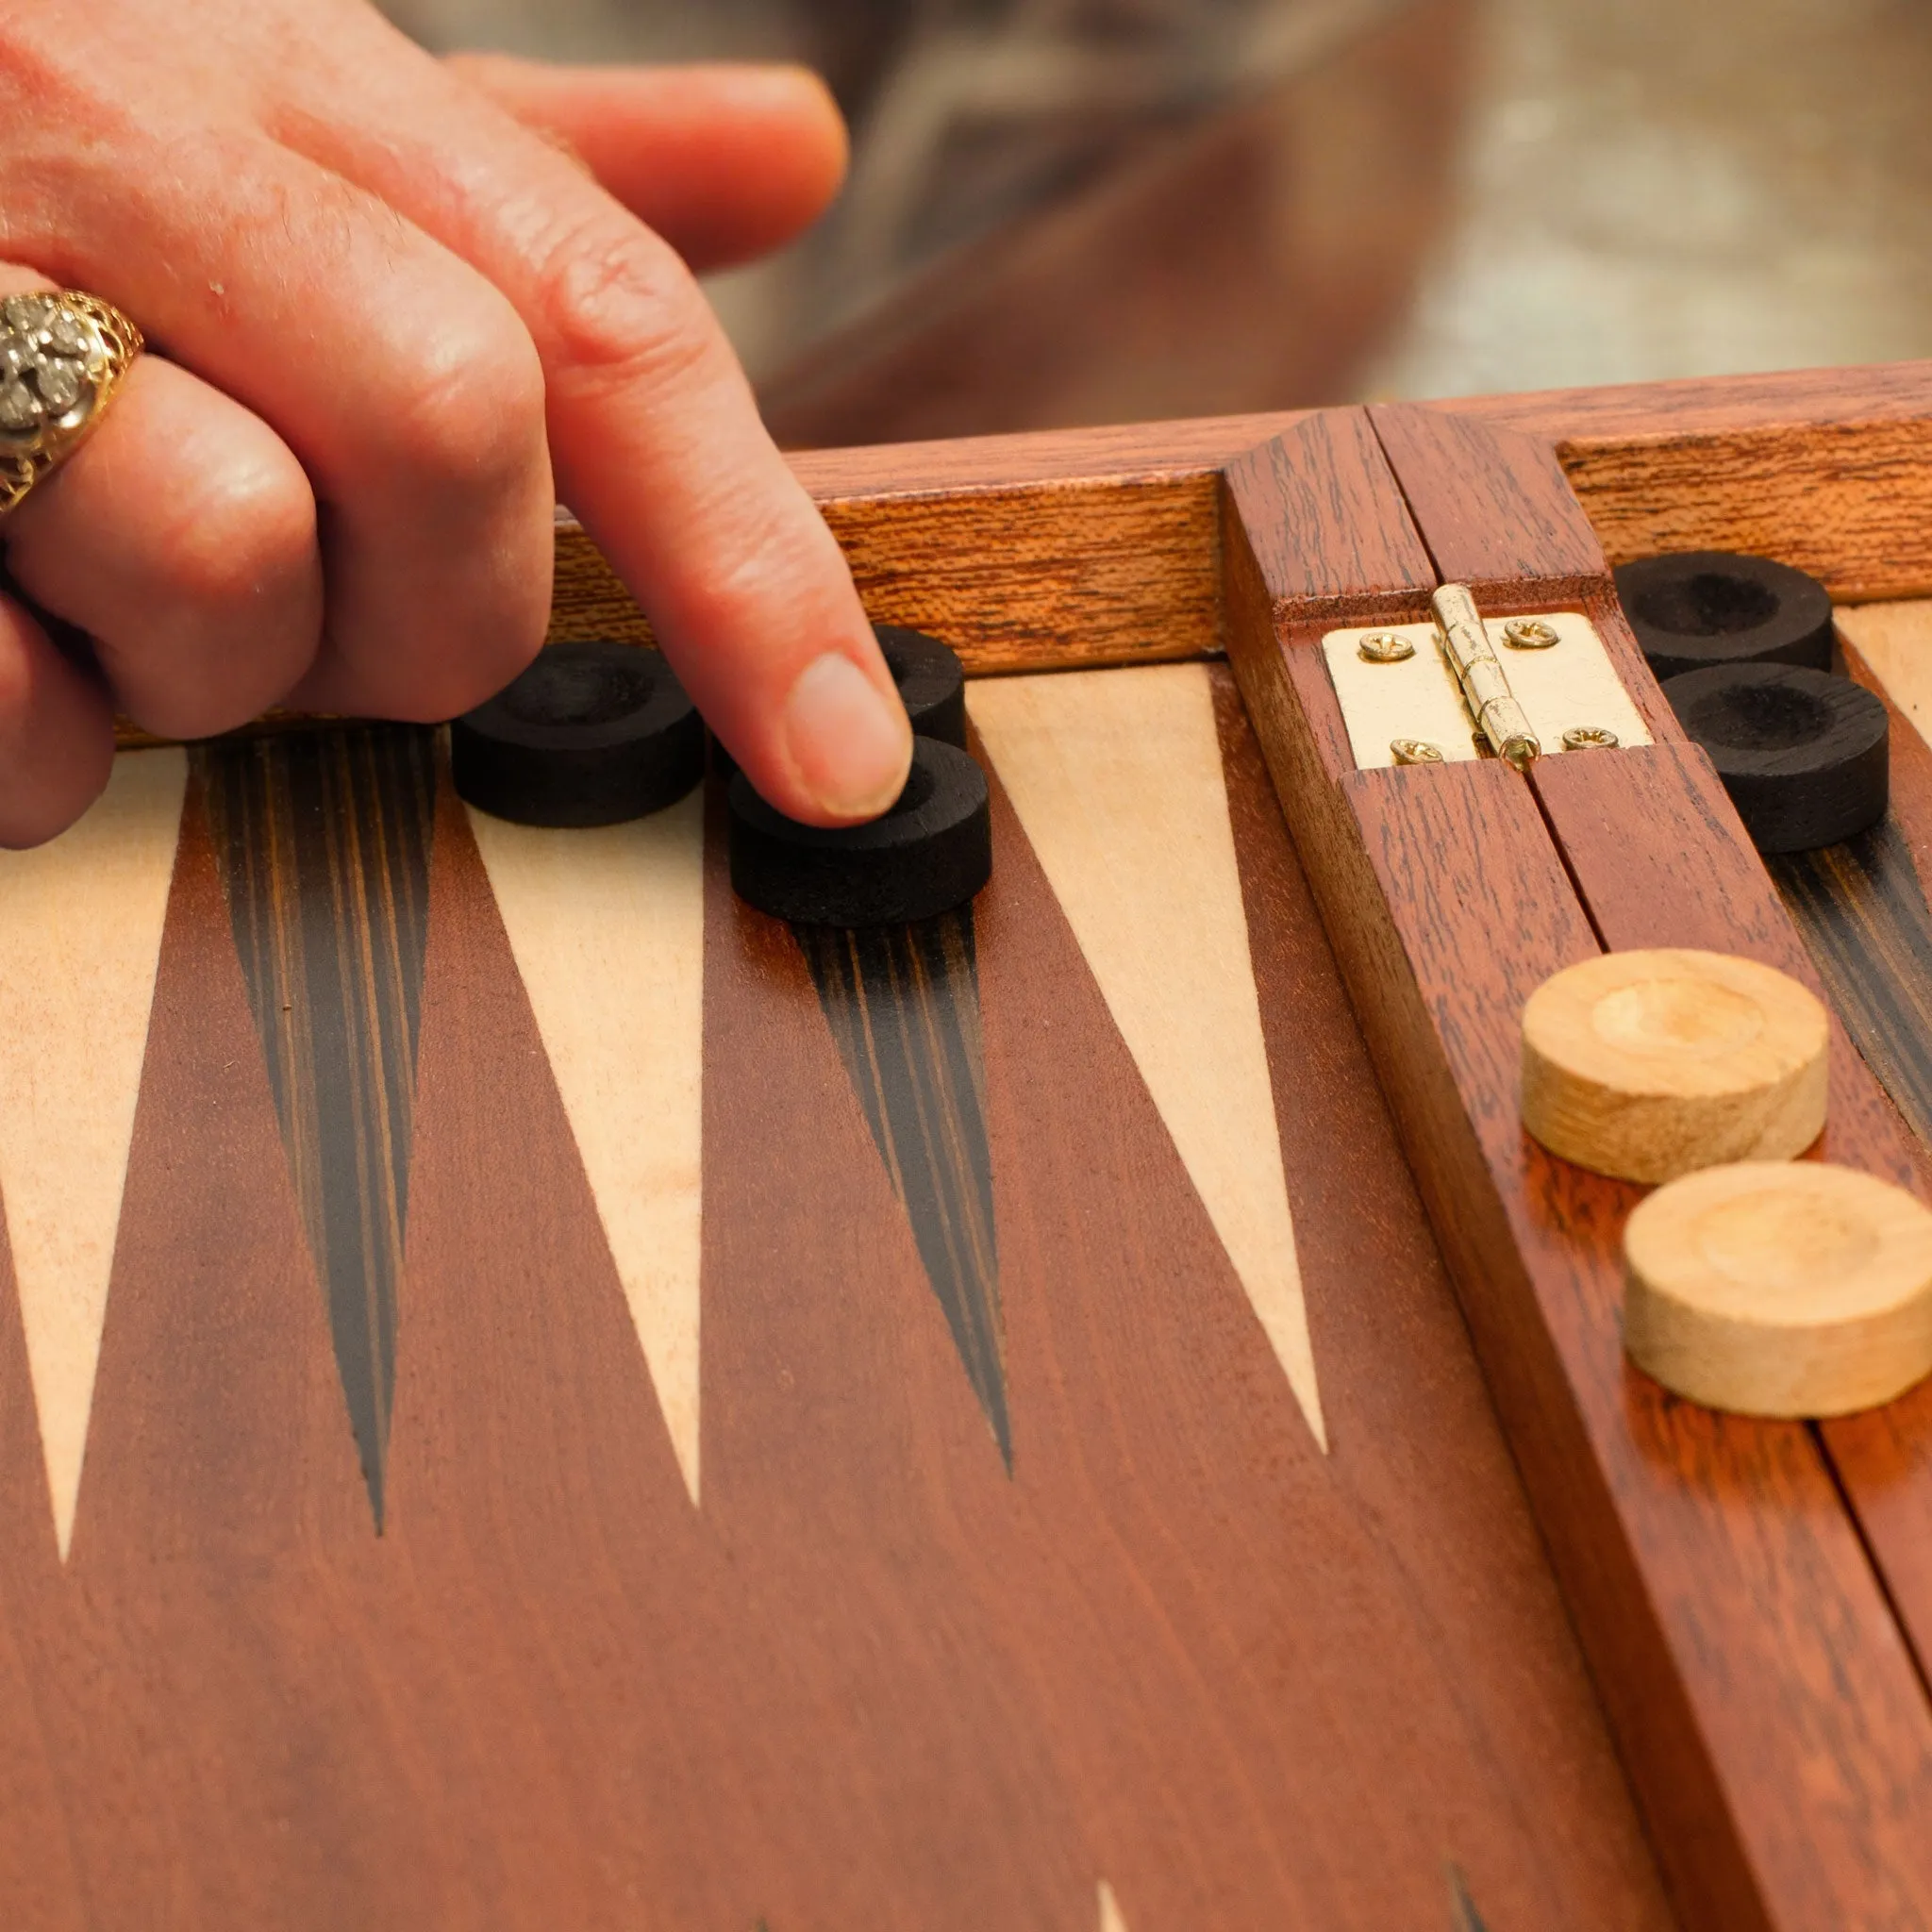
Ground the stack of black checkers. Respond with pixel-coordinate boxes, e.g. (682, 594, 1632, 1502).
(452, 627, 988, 926)
(1617, 550, 1887, 855)
(728, 625, 991, 926)
(451, 641, 706, 827)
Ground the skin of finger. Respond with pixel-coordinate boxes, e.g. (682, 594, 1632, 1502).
(3, 333, 324, 741)
(272, 20, 907, 821)
(443, 58, 850, 272)
(6, 119, 558, 724)
(0, 592, 114, 846)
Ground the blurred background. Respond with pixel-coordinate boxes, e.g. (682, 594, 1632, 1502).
(384, 0, 1932, 447)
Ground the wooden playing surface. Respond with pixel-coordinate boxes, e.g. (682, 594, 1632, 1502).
(25, 360, 1932, 1928)
(0, 666, 1672, 1927)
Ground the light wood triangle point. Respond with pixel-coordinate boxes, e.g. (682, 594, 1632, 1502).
(969, 665, 1324, 1448)
(0, 747, 186, 1557)
(467, 791, 706, 1503)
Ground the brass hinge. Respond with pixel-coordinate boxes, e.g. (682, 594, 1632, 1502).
(1322, 583, 1652, 774)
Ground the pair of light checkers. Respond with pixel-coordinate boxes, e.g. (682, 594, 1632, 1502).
(1523, 947, 1932, 1421)
(450, 626, 992, 926)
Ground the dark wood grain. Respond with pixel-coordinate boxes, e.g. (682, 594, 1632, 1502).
(794, 909, 1008, 1463)
(1791, 630, 1932, 1763)
(1770, 821, 1932, 1151)
(46, 776, 400, 1925)
(1784, 632, 1932, 1156)
(199, 726, 438, 1528)
(701, 741, 1665, 1924)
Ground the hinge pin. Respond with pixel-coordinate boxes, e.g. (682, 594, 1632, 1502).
(1431, 584, 1541, 771)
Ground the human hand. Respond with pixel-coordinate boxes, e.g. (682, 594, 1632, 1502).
(0, 10, 913, 844)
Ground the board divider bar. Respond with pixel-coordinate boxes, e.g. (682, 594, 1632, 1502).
(1224, 410, 1932, 1932)
(1370, 391, 1932, 1774)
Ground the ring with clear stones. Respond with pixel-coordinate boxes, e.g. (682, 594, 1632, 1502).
(0, 291, 143, 520)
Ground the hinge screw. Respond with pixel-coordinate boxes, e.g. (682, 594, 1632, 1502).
(1359, 631, 1416, 663)
(1503, 618, 1559, 650)
(1391, 738, 1446, 765)
(1562, 725, 1620, 750)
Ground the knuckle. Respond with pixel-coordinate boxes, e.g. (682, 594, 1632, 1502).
(531, 218, 724, 394)
(157, 446, 317, 618)
(373, 292, 546, 498)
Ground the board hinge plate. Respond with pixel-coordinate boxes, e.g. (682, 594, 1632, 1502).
(1322, 585, 1652, 774)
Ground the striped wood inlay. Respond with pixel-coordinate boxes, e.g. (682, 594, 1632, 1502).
(200, 726, 437, 1529)
(1448, 1863, 1491, 1932)
(1761, 601, 1932, 1148)
(0, 746, 185, 1555)
(967, 663, 1324, 1446)
(463, 790, 706, 1503)
(1769, 822, 1932, 1149)
(797, 910, 1008, 1463)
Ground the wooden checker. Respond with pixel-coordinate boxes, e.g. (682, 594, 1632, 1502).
(25, 361, 1932, 1931)
(1521, 947, 1829, 1182)
(1624, 1160, 1932, 1417)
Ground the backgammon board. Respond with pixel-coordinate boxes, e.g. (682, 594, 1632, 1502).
(8, 366, 1932, 1929)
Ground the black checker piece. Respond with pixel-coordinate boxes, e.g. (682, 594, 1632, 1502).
(453, 641, 705, 827)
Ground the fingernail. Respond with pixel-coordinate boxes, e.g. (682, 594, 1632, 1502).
(781, 652, 911, 821)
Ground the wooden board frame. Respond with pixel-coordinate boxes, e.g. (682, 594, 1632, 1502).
(541, 358, 1932, 1932)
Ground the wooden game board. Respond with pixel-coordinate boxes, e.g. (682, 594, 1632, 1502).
(13, 365, 1932, 1929)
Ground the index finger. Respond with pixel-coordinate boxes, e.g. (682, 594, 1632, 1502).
(281, 28, 910, 826)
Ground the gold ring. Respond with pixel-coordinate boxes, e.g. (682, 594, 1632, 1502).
(0, 291, 143, 520)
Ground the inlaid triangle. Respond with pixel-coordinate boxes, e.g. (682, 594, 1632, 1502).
(203, 727, 437, 1532)
(1448, 1862, 1491, 1931)
(0, 746, 186, 1555)
(796, 911, 1008, 1463)
(968, 664, 1324, 1446)
(466, 790, 705, 1504)
(1099, 1879, 1129, 1932)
